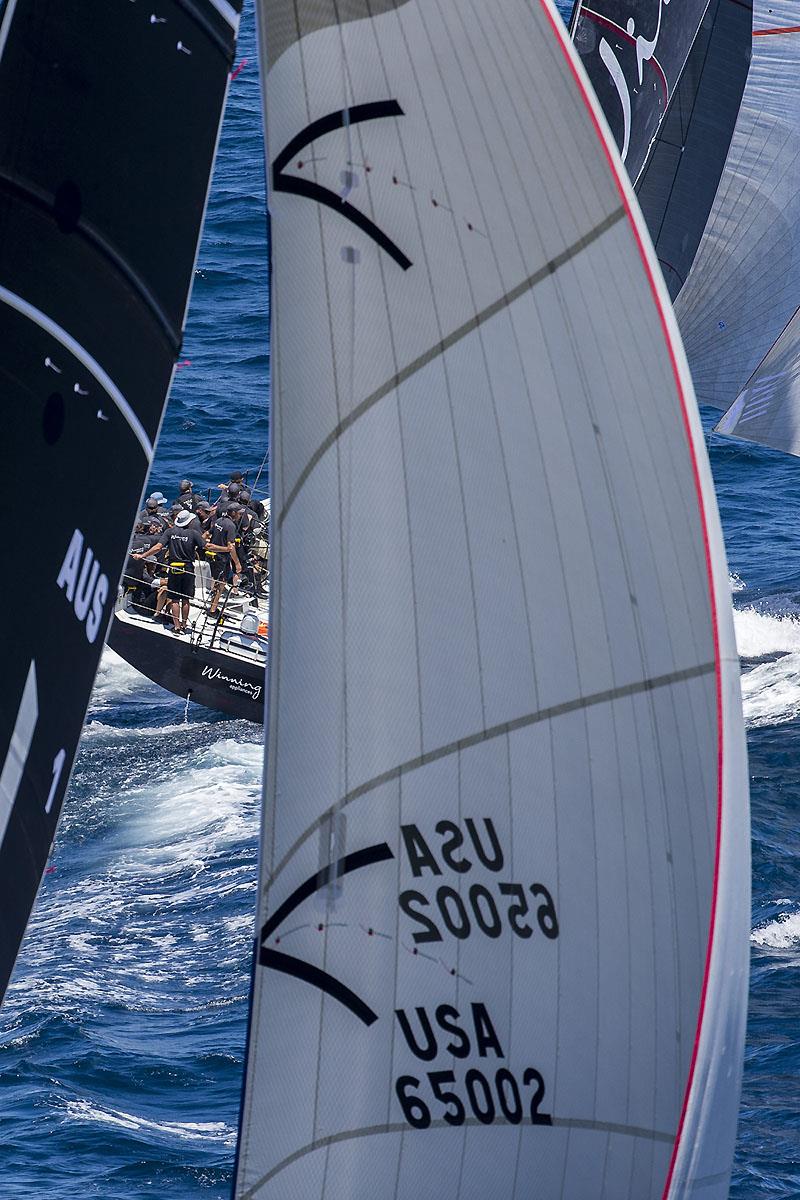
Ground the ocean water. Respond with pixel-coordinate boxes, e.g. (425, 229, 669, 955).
(1, 3, 799, 1196)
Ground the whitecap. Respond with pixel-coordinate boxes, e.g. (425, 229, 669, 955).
(751, 910, 800, 950)
(60, 1096, 237, 1147)
(88, 648, 154, 710)
(732, 607, 800, 726)
(729, 572, 746, 594)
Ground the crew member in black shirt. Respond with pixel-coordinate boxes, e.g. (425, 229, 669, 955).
(206, 503, 242, 614)
(163, 509, 205, 633)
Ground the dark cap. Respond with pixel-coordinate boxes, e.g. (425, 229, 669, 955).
(228, 482, 241, 497)
(197, 500, 211, 511)
(227, 502, 243, 514)
(239, 489, 251, 502)
(145, 498, 159, 510)
(230, 471, 244, 482)
(179, 479, 192, 492)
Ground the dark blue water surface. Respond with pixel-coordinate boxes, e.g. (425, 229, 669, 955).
(1, 2, 799, 1195)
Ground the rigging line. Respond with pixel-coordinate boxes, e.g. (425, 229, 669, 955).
(251, 445, 270, 494)
(276, 205, 626, 530)
(0, 285, 153, 459)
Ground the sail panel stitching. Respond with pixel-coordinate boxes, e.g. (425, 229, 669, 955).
(240, 1114, 675, 1196)
(263, 659, 715, 894)
(275, 205, 626, 530)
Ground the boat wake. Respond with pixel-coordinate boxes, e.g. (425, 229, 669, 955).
(733, 595, 800, 727)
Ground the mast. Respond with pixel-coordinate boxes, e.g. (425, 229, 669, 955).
(235, 0, 749, 1196)
(0, 0, 240, 1004)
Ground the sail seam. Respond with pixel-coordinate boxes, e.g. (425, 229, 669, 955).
(263, 660, 715, 892)
(275, 204, 626, 529)
(241, 1114, 674, 1196)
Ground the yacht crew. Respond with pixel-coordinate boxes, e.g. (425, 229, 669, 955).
(239, 488, 263, 521)
(206, 502, 242, 615)
(216, 481, 242, 516)
(174, 479, 204, 512)
(163, 509, 205, 634)
(142, 496, 169, 534)
(195, 500, 215, 532)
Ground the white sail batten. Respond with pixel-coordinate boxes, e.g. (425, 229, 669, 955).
(236, 1, 749, 1196)
(677, 0, 800, 440)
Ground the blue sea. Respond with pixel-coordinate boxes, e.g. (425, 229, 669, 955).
(1, 2, 799, 1195)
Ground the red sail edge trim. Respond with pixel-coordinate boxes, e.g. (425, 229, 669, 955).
(536, 4, 726, 1199)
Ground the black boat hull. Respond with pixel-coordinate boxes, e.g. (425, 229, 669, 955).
(107, 615, 265, 724)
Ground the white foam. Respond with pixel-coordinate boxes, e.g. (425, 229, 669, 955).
(82, 720, 194, 740)
(729, 572, 746, 594)
(752, 910, 800, 950)
(61, 1097, 237, 1147)
(734, 606, 800, 659)
(732, 606, 800, 726)
(88, 648, 154, 710)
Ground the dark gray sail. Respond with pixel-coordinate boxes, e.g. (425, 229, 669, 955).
(570, 0, 712, 183)
(0, 0, 240, 1004)
(635, 0, 752, 299)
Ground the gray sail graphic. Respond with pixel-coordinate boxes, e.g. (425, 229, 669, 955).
(234, 0, 750, 1197)
(0, 0, 240, 1004)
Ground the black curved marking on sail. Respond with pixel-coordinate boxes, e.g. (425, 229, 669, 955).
(272, 101, 412, 270)
(259, 842, 395, 1025)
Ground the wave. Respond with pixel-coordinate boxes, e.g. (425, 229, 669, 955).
(59, 1096, 237, 1147)
(89, 648, 155, 710)
(730, 601, 800, 727)
(752, 910, 800, 950)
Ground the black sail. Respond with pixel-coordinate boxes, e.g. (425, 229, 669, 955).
(570, 0, 713, 184)
(0, 0, 240, 1003)
(634, 0, 752, 299)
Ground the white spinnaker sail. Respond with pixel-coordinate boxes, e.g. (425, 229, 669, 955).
(677, 0, 800, 445)
(235, 1, 749, 1197)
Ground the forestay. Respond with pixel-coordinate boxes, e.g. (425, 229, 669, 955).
(0, 0, 239, 1004)
(677, 0, 800, 430)
(235, 0, 749, 1197)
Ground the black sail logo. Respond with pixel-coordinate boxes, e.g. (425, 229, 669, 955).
(259, 842, 395, 1025)
(271, 101, 412, 270)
